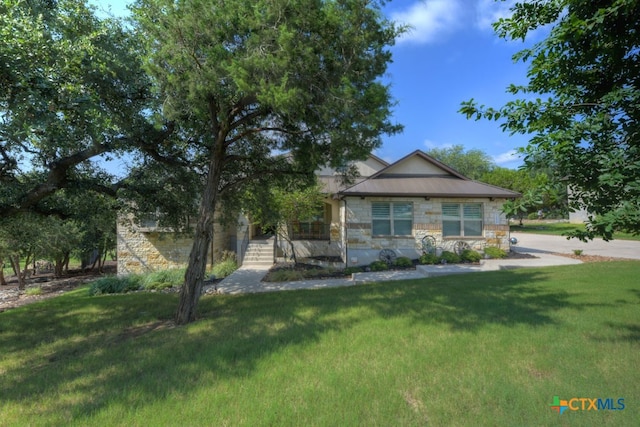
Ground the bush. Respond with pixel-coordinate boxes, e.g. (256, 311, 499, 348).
(343, 266, 363, 275)
(439, 251, 461, 264)
(89, 275, 141, 296)
(460, 249, 482, 263)
(419, 253, 439, 265)
(142, 269, 185, 291)
(484, 246, 508, 259)
(25, 286, 42, 296)
(212, 259, 238, 278)
(393, 256, 413, 268)
(369, 260, 388, 271)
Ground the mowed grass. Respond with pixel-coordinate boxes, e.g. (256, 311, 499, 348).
(511, 221, 640, 241)
(1, 262, 639, 426)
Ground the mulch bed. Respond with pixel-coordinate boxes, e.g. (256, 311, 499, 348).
(0, 263, 116, 313)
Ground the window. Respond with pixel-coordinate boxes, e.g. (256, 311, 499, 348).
(372, 202, 413, 236)
(442, 203, 483, 237)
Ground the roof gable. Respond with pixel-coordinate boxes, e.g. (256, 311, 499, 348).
(339, 150, 520, 199)
(369, 150, 467, 180)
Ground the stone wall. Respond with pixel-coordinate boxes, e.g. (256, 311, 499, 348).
(342, 197, 511, 266)
(116, 216, 232, 275)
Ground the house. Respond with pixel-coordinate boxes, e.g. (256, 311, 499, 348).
(333, 150, 519, 265)
(116, 150, 519, 274)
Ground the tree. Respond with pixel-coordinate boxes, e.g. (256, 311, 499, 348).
(0, 0, 172, 218)
(426, 145, 495, 180)
(460, 0, 640, 240)
(0, 214, 45, 289)
(132, 0, 403, 324)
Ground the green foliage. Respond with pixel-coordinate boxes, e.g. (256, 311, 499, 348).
(393, 256, 413, 268)
(141, 269, 185, 290)
(460, 249, 482, 263)
(89, 276, 142, 296)
(369, 260, 388, 272)
(25, 287, 42, 296)
(343, 266, 364, 275)
(439, 251, 461, 264)
(133, 0, 404, 323)
(419, 253, 440, 265)
(212, 260, 238, 279)
(461, 0, 640, 240)
(426, 144, 495, 179)
(573, 249, 583, 256)
(484, 247, 508, 259)
(0, 0, 154, 217)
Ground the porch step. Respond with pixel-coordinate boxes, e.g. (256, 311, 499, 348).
(242, 238, 275, 267)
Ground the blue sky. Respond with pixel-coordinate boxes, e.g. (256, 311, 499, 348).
(96, 0, 535, 169)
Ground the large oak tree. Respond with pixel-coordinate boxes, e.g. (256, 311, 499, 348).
(0, 0, 173, 217)
(132, 0, 403, 324)
(461, 0, 640, 240)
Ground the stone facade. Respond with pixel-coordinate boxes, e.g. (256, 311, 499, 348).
(116, 216, 232, 275)
(341, 197, 511, 266)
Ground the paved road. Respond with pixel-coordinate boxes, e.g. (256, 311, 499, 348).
(510, 232, 640, 260)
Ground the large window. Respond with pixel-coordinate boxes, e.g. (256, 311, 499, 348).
(442, 203, 483, 237)
(372, 202, 413, 236)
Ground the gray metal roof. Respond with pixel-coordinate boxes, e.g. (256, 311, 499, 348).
(339, 176, 521, 198)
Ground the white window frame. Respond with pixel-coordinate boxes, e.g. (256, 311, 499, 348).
(442, 203, 483, 237)
(372, 202, 413, 236)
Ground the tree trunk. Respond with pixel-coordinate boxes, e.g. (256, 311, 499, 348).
(175, 142, 225, 325)
(0, 257, 6, 286)
(9, 255, 26, 290)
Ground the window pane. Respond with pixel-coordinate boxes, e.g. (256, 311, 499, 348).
(393, 203, 412, 219)
(394, 219, 412, 235)
(442, 203, 460, 218)
(372, 219, 390, 235)
(463, 204, 482, 219)
(372, 202, 390, 219)
(464, 220, 483, 236)
(443, 221, 461, 237)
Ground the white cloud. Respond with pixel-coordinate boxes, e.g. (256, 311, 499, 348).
(493, 149, 520, 165)
(391, 0, 463, 45)
(475, 0, 516, 31)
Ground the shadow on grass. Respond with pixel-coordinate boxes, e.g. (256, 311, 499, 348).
(0, 268, 602, 422)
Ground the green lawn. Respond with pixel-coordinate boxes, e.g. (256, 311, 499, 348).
(1, 262, 639, 426)
(511, 221, 640, 241)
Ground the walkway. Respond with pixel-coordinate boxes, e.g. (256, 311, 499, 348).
(212, 237, 625, 294)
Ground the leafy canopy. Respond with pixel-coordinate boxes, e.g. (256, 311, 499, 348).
(132, 0, 403, 323)
(460, 0, 640, 240)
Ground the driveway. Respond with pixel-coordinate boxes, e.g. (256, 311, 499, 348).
(510, 232, 640, 260)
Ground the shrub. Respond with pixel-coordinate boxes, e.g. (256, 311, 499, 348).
(439, 251, 461, 264)
(393, 256, 413, 268)
(419, 253, 439, 265)
(142, 269, 185, 291)
(25, 286, 42, 296)
(212, 259, 238, 278)
(460, 249, 482, 263)
(484, 246, 508, 259)
(89, 275, 141, 296)
(369, 260, 388, 271)
(573, 249, 583, 256)
(343, 266, 363, 275)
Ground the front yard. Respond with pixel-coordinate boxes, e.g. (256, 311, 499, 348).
(1, 261, 638, 425)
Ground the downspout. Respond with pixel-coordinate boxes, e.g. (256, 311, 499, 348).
(343, 197, 348, 266)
